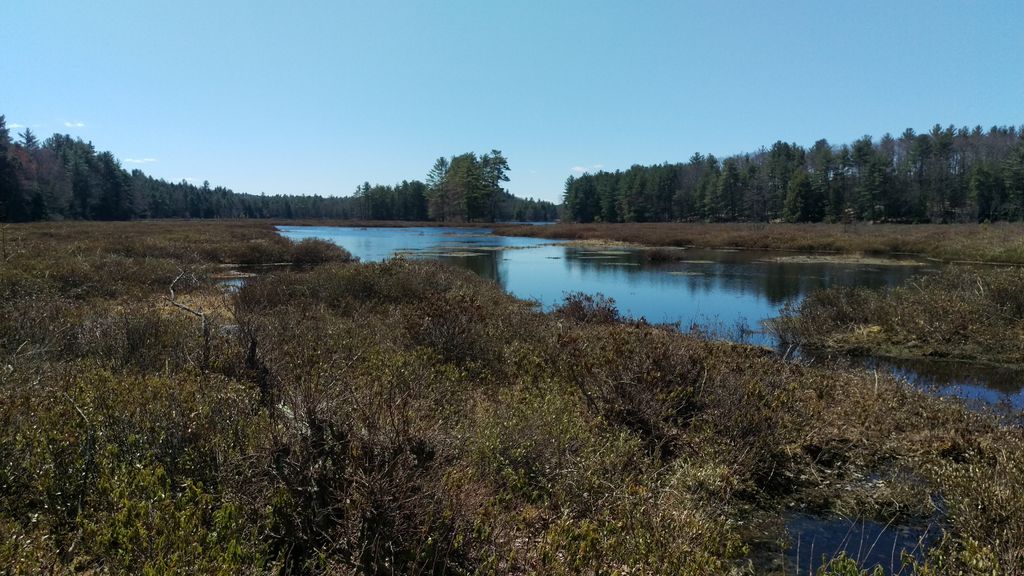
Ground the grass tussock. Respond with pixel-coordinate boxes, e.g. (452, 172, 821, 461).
(773, 266, 1024, 368)
(494, 222, 1024, 264)
(0, 220, 1022, 573)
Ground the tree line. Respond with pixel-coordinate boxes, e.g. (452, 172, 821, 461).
(564, 124, 1024, 223)
(0, 115, 556, 223)
(356, 150, 558, 222)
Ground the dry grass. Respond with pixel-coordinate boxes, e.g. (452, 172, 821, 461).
(0, 220, 1021, 574)
(773, 266, 1024, 368)
(269, 218, 492, 228)
(494, 222, 1024, 264)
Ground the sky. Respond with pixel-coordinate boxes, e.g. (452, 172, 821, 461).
(2, 0, 1022, 203)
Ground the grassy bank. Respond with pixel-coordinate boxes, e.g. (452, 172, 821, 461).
(268, 219, 495, 229)
(772, 266, 1024, 370)
(493, 222, 1024, 264)
(0, 219, 355, 266)
(1, 221, 1022, 573)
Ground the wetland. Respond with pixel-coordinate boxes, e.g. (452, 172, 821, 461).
(1, 220, 1021, 574)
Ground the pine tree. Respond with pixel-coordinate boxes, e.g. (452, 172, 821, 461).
(448, 153, 482, 221)
(716, 159, 743, 221)
(1004, 141, 1024, 219)
(425, 157, 450, 221)
(18, 127, 39, 151)
(783, 170, 810, 222)
(480, 150, 509, 221)
(0, 115, 28, 222)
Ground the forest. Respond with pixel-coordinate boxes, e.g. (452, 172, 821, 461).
(563, 124, 1024, 224)
(0, 116, 557, 223)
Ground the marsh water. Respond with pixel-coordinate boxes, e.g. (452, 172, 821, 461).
(277, 226, 928, 338)
(276, 225, 1023, 409)
(276, 225, 1019, 568)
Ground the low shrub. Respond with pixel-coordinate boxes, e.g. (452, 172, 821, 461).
(288, 237, 355, 265)
(553, 291, 622, 324)
(2, 220, 1022, 574)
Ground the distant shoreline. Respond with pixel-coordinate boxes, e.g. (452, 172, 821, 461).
(492, 221, 1024, 265)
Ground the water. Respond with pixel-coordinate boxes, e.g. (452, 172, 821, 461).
(275, 225, 1023, 408)
(869, 356, 1024, 412)
(277, 225, 926, 342)
(784, 513, 935, 574)
(274, 225, 1021, 567)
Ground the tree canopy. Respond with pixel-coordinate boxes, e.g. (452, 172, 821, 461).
(563, 124, 1024, 223)
(0, 115, 557, 223)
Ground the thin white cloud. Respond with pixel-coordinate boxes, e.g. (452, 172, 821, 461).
(8, 122, 25, 129)
(571, 166, 588, 173)
(592, 164, 604, 170)
(571, 164, 604, 174)
(64, 121, 86, 128)
(124, 158, 158, 164)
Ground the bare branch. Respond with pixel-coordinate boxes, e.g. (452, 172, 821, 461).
(166, 267, 211, 369)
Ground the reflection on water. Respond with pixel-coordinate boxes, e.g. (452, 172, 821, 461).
(793, 348, 1024, 412)
(869, 356, 1024, 411)
(784, 513, 935, 574)
(277, 226, 549, 265)
(275, 226, 1022, 408)
(277, 226, 930, 343)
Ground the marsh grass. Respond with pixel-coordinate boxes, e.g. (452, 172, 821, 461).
(773, 266, 1024, 368)
(0, 220, 1021, 573)
(495, 222, 1024, 264)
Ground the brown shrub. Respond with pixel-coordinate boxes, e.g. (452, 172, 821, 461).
(552, 292, 622, 324)
(774, 266, 1024, 366)
(289, 238, 355, 265)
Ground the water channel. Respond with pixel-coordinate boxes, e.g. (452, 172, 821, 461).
(276, 224, 1021, 572)
(277, 225, 1023, 410)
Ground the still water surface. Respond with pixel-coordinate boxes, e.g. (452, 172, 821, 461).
(276, 225, 1022, 409)
(277, 226, 927, 336)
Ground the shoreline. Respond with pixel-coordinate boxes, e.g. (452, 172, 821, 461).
(491, 222, 1024, 265)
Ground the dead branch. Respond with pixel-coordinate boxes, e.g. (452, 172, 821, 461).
(166, 269, 211, 369)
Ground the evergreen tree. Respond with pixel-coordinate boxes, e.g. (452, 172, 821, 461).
(480, 149, 510, 221)
(0, 115, 28, 222)
(695, 155, 719, 220)
(808, 139, 837, 221)
(1004, 141, 1024, 219)
(715, 158, 743, 221)
(597, 171, 620, 222)
(29, 191, 48, 220)
(447, 153, 482, 221)
(18, 127, 39, 151)
(783, 170, 815, 222)
(426, 157, 450, 221)
(969, 164, 999, 221)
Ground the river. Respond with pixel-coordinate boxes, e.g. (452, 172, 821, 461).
(276, 225, 1022, 410)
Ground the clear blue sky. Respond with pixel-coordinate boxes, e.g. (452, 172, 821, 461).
(3, 0, 1022, 203)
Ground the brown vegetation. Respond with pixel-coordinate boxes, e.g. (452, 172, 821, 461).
(0, 221, 1021, 573)
(773, 265, 1024, 369)
(270, 219, 493, 228)
(494, 222, 1024, 264)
